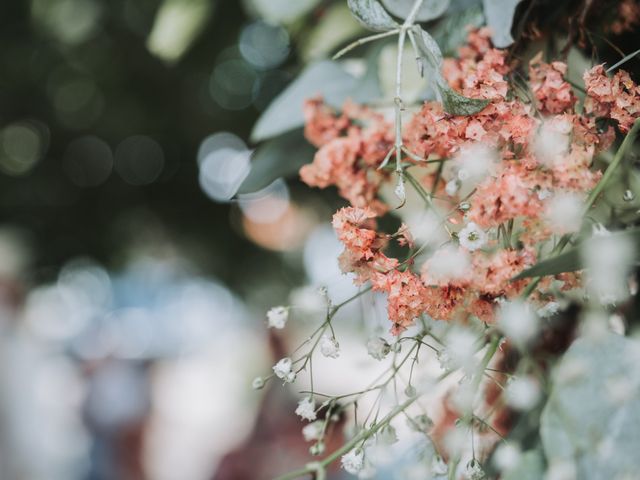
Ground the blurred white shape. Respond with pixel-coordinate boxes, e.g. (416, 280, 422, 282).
(197, 132, 246, 166)
(545, 192, 583, 234)
(0, 333, 89, 480)
(144, 335, 264, 480)
(115, 135, 165, 185)
(238, 178, 289, 223)
(244, 0, 319, 24)
(0, 228, 31, 279)
(404, 210, 448, 247)
(24, 285, 94, 342)
(31, 0, 102, 45)
(452, 142, 498, 193)
(498, 301, 539, 349)
(424, 246, 470, 284)
(147, 0, 214, 63)
(303, 225, 358, 303)
(59, 259, 112, 307)
(210, 58, 259, 110)
(199, 148, 251, 202)
(582, 232, 635, 305)
(63, 135, 113, 187)
(533, 119, 571, 167)
(85, 361, 150, 431)
(0, 121, 47, 176)
(239, 21, 290, 70)
(108, 308, 154, 359)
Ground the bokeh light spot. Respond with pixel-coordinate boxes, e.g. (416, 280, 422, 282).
(115, 135, 165, 186)
(0, 121, 48, 176)
(239, 21, 290, 70)
(63, 135, 113, 187)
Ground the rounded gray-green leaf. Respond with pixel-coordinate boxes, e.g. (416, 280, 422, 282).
(482, 0, 522, 48)
(347, 0, 399, 31)
(381, 0, 450, 22)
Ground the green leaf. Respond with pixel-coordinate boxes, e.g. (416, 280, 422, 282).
(250, 61, 358, 143)
(437, 80, 489, 115)
(412, 25, 443, 68)
(412, 25, 489, 115)
(238, 130, 315, 194)
(541, 333, 640, 479)
(481, 0, 522, 48)
(380, 0, 450, 22)
(514, 227, 640, 279)
(347, 0, 399, 32)
(430, 3, 484, 56)
(513, 249, 580, 279)
(606, 47, 640, 73)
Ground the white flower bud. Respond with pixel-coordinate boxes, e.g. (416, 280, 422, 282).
(302, 421, 324, 442)
(319, 334, 340, 358)
(367, 337, 391, 360)
(341, 449, 364, 475)
(251, 376, 265, 390)
(273, 357, 296, 383)
(295, 396, 317, 421)
(267, 306, 289, 329)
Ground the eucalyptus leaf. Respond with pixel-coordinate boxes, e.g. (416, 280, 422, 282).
(412, 25, 488, 115)
(541, 333, 640, 479)
(481, 0, 522, 48)
(380, 0, 450, 22)
(514, 227, 640, 279)
(347, 0, 399, 31)
(430, 3, 484, 56)
(412, 25, 443, 68)
(238, 130, 315, 194)
(250, 61, 357, 143)
(437, 79, 489, 115)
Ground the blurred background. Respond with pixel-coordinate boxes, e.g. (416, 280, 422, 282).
(1, 1, 638, 479)
(0, 1, 370, 479)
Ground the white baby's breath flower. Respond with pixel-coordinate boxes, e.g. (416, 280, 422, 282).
(582, 231, 635, 305)
(545, 192, 583, 234)
(498, 301, 539, 348)
(302, 421, 324, 441)
(267, 306, 289, 329)
(506, 376, 541, 410)
(464, 460, 485, 480)
(441, 327, 479, 373)
(533, 119, 570, 167)
(458, 222, 487, 251)
(341, 449, 364, 475)
(537, 188, 552, 200)
(295, 396, 317, 421)
(377, 424, 398, 446)
(424, 246, 470, 283)
(358, 461, 376, 479)
(319, 335, 340, 358)
(273, 357, 295, 383)
(454, 142, 497, 191)
(367, 337, 391, 360)
(493, 443, 521, 473)
(446, 179, 460, 196)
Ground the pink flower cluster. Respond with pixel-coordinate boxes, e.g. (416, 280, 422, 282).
(301, 29, 640, 334)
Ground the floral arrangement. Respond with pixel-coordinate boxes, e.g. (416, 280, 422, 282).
(246, 0, 640, 478)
